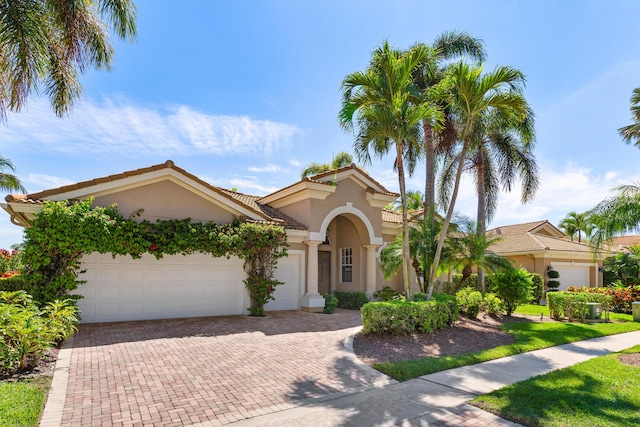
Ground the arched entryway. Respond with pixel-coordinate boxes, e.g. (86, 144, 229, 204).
(302, 203, 382, 312)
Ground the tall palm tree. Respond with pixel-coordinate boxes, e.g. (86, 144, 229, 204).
(339, 41, 438, 298)
(427, 62, 530, 298)
(0, 156, 25, 193)
(301, 151, 353, 177)
(439, 108, 538, 292)
(411, 31, 486, 214)
(558, 211, 592, 243)
(0, 0, 137, 120)
(619, 87, 640, 147)
(388, 190, 424, 213)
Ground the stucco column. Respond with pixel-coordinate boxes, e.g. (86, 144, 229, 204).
(364, 244, 380, 299)
(301, 240, 325, 312)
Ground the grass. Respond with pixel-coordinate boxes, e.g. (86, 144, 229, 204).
(373, 305, 640, 381)
(0, 375, 51, 426)
(472, 344, 640, 427)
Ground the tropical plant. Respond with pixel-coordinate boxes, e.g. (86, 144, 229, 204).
(379, 215, 457, 293)
(558, 211, 593, 243)
(440, 105, 537, 293)
(589, 182, 640, 251)
(428, 62, 531, 298)
(0, 0, 137, 120)
(619, 87, 640, 147)
(0, 156, 25, 193)
(300, 151, 354, 177)
(448, 219, 514, 292)
(339, 41, 439, 299)
(602, 251, 640, 286)
(387, 190, 424, 214)
(411, 31, 486, 294)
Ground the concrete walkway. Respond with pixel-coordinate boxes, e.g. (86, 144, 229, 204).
(230, 330, 640, 427)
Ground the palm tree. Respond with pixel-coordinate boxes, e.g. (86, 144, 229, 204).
(0, 0, 137, 120)
(619, 87, 640, 147)
(439, 108, 538, 292)
(427, 62, 531, 298)
(449, 219, 513, 285)
(379, 215, 457, 293)
(301, 151, 353, 178)
(0, 156, 25, 193)
(388, 190, 424, 213)
(339, 41, 438, 298)
(411, 31, 486, 215)
(558, 211, 592, 243)
(589, 183, 640, 252)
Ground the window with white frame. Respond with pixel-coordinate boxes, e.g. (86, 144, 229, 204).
(341, 247, 353, 283)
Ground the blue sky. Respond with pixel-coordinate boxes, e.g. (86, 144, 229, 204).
(1, 0, 640, 248)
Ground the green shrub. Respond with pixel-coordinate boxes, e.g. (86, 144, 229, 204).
(322, 294, 338, 314)
(546, 291, 612, 321)
(452, 274, 478, 292)
(530, 273, 544, 302)
(0, 291, 79, 374)
(456, 286, 483, 319)
(480, 293, 503, 316)
(334, 291, 369, 309)
(434, 281, 457, 295)
(411, 293, 428, 302)
(490, 268, 534, 315)
(361, 297, 458, 335)
(547, 268, 560, 279)
(373, 285, 399, 301)
(547, 280, 561, 289)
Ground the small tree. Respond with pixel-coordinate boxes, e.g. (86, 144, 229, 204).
(491, 268, 534, 315)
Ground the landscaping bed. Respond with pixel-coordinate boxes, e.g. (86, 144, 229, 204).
(354, 313, 541, 365)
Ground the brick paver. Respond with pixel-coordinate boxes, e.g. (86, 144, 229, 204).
(59, 309, 389, 426)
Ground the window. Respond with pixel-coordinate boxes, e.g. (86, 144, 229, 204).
(341, 247, 352, 283)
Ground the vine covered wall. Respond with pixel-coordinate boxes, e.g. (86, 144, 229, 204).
(20, 199, 288, 314)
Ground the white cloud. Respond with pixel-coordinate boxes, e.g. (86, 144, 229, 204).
(25, 174, 75, 193)
(3, 96, 301, 158)
(228, 178, 279, 195)
(288, 159, 302, 167)
(248, 164, 282, 173)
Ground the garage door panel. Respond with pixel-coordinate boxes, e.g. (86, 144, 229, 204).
(265, 253, 301, 311)
(76, 253, 249, 322)
(553, 265, 590, 290)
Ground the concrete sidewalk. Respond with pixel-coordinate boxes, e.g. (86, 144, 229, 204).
(228, 330, 640, 427)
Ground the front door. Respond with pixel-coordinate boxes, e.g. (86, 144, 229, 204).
(318, 251, 331, 295)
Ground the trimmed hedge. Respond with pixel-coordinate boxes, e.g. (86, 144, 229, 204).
(334, 291, 369, 309)
(361, 296, 458, 335)
(530, 273, 544, 302)
(547, 291, 613, 322)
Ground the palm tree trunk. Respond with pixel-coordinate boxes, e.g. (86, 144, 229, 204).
(396, 145, 412, 299)
(428, 136, 471, 298)
(423, 120, 436, 293)
(476, 151, 486, 294)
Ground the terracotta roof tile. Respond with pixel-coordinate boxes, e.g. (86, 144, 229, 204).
(382, 209, 402, 224)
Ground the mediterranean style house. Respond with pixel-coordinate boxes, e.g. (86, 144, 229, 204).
(2, 160, 404, 322)
(487, 220, 606, 290)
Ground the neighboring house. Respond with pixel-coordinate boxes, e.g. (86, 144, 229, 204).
(606, 235, 640, 253)
(487, 220, 606, 290)
(2, 160, 402, 323)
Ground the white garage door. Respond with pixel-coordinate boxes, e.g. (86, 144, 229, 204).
(75, 252, 247, 323)
(552, 265, 590, 290)
(74, 251, 302, 323)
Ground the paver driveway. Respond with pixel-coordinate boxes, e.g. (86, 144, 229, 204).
(58, 309, 390, 426)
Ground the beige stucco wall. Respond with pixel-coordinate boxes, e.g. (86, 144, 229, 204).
(503, 254, 603, 288)
(93, 180, 236, 223)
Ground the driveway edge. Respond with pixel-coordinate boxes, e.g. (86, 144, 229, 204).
(39, 335, 73, 427)
(343, 326, 398, 388)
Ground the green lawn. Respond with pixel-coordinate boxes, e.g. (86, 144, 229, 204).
(473, 345, 640, 427)
(0, 375, 51, 427)
(374, 306, 640, 381)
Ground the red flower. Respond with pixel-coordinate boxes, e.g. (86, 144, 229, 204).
(150, 244, 157, 251)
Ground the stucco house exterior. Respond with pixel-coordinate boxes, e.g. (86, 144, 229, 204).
(2, 160, 403, 323)
(487, 220, 606, 290)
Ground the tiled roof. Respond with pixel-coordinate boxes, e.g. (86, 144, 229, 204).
(489, 229, 592, 254)
(308, 163, 397, 196)
(487, 220, 551, 236)
(218, 189, 307, 230)
(6, 160, 308, 230)
(607, 235, 640, 247)
(382, 209, 402, 223)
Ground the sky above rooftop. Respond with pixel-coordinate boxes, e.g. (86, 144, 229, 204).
(1, 0, 640, 248)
